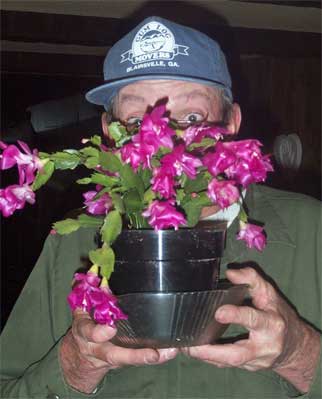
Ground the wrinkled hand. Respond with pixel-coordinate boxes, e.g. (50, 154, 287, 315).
(182, 267, 320, 393)
(60, 309, 178, 394)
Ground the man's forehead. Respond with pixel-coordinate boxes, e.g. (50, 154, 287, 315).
(117, 80, 219, 103)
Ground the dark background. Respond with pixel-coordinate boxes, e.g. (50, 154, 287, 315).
(1, 0, 321, 328)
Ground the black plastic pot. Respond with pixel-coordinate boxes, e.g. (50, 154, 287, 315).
(109, 221, 227, 295)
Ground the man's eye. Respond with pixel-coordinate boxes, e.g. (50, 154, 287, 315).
(126, 117, 142, 126)
(183, 113, 205, 124)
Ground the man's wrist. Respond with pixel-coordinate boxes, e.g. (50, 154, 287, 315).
(60, 330, 110, 394)
(273, 322, 321, 393)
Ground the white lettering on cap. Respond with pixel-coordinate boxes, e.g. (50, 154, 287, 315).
(121, 21, 189, 70)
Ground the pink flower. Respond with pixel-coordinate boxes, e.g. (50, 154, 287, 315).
(92, 287, 128, 327)
(120, 143, 142, 170)
(151, 167, 176, 199)
(68, 272, 127, 327)
(120, 105, 175, 170)
(0, 184, 35, 217)
(161, 144, 202, 179)
(83, 189, 112, 215)
(142, 199, 186, 230)
(121, 137, 156, 170)
(236, 221, 267, 251)
(0, 140, 42, 185)
(67, 271, 101, 313)
(226, 154, 274, 188)
(203, 140, 273, 187)
(183, 125, 230, 146)
(207, 178, 240, 209)
(226, 139, 263, 159)
(203, 142, 236, 176)
(139, 104, 175, 150)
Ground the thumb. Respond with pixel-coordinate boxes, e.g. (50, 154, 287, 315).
(226, 267, 276, 311)
(73, 309, 117, 343)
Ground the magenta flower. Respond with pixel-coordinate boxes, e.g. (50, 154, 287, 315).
(207, 178, 240, 209)
(67, 271, 101, 313)
(0, 140, 42, 185)
(92, 287, 128, 327)
(120, 105, 175, 170)
(221, 140, 274, 187)
(226, 154, 274, 188)
(203, 140, 273, 187)
(83, 188, 112, 215)
(183, 125, 230, 146)
(161, 144, 202, 179)
(226, 139, 263, 159)
(0, 184, 35, 217)
(68, 272, 127, 327)
(139, 104, 175, 150)
(120, 142, 143, 170)
(236, 221, 267, 251)
(142, 199, 186, 230)
(121, 137, 157, 170)
(151, 167, 176, 199)
(203, 142, 236, 177)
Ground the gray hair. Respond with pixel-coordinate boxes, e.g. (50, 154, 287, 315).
(218, 88, 234, 125)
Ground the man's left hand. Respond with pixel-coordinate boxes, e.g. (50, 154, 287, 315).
(182, 267, 320, 393)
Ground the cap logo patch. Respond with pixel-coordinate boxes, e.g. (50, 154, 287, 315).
(121, 21, 189, 72)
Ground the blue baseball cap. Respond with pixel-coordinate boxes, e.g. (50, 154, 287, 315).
(86, 16, 232, 107)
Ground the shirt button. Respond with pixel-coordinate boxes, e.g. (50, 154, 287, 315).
(47, 394, 60, 399)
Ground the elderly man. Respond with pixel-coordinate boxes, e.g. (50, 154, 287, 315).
(1, 17, 321, 399)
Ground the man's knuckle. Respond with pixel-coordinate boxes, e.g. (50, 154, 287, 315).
(230, 354, 244, 367)
(230, 358, 239, 367)
(106, 350, 118, 366)
(273, 315, 287, 334)
(249, 309, 259, 328)
(246, 267, 258, 280)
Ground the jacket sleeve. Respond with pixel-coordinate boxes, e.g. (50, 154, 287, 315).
(0, 233, 103, 398)
(277, 195, 322, 399)
(306, 335, 322, 399)
(277, 335, 321, 399)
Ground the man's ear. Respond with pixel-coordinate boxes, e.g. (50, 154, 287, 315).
(101, 112, 109, 138)
(226, 103, 242, 134)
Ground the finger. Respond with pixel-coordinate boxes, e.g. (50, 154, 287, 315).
(157, 348, 179, 363)
(73, 309, 117, 343)
(215, 304, 268, 331)
(186, 343, 251, 368)
(226, 267, 276, 310)
(181, 347, 227, 367)
(106, 346, 161, 367)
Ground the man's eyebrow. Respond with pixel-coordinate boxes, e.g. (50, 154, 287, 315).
(119, 94, 145, 104)
(173, 90, 211, 101)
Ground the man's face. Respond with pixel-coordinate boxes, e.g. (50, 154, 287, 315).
(113, 80, 225, 126)
(104, 79, 241, 218)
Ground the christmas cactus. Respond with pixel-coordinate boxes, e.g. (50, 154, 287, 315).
(0, 104, 273, 325)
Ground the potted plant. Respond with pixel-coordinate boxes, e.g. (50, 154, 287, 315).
(0, 103, 273, 332)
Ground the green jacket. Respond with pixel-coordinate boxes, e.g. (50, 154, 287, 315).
(1, 185, 321, 399)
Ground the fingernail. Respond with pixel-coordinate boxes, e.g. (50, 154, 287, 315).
(215, 308, 225, 321)
(165, 348, 178, 360)
(145, 352, 159, 364)
(95, 325, 116, 342)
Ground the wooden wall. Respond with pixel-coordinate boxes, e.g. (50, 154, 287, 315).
(239, 55, 321, 198)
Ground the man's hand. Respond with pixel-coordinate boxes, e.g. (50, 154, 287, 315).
(182, 267, 320, 393)
(60, 309, 178, 394)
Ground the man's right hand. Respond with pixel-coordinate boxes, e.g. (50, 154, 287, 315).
(60, 309, 178, 394)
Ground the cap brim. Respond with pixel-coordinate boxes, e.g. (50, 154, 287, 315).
(85, 74, 232, 108)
